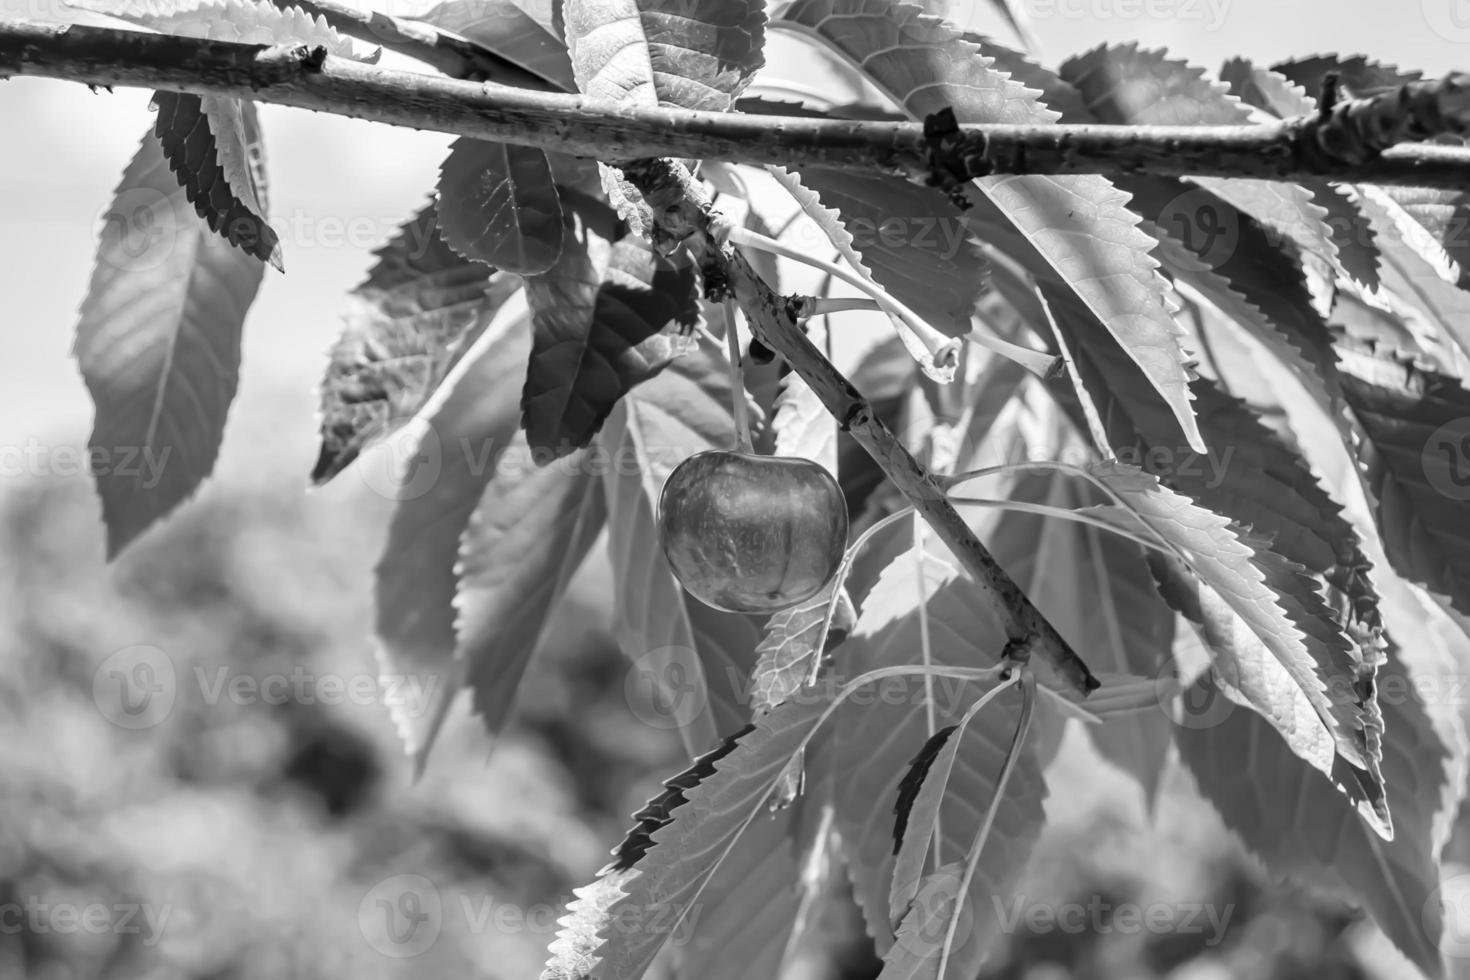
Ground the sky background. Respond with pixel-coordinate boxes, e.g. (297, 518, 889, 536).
(1, 0, 1468, 486)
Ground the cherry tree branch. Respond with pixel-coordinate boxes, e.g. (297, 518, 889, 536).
(278, 0, 547, 86)
(621, 159, 1099, 696)
(4, 22, 1470, 189)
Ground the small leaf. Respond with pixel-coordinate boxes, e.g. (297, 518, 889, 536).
(772, 315, 840, 474)
(151, 92, 280, 268)
(833, 543, 1046, 974)
(877, 863, 965, 980)
(373, 314, 532, 760)
(522, 219, 699, 453)
(542, 697, 828, 980)
(416, 0, 577, 89)
(749, 580, 858, 715)
(1336, 340, 1470, 617)
(313, 202, 518, 484)
(73, 0, 376, 58)
(455, 438, 607, 749)
(563, 0, 766, 111)
(75, 133, 263, 557)
(889, 725, 957, 917)
(437, 137, 565, 275)
(1090, 461, 1380, 807)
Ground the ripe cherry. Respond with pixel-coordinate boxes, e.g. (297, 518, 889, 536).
(658, 450, 849, 613)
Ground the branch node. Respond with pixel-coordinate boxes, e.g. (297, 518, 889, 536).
(921, 106, 981, 208)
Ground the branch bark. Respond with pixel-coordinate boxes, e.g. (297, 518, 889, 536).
(4, 22, 1470, 189)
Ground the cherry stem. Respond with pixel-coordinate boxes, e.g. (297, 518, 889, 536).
(723, 300, 755, 453)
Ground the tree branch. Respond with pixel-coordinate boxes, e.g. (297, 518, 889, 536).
(274, 0, 549, 87)
(4, 22, 1470, 189)
(622, 159, 1099, 696)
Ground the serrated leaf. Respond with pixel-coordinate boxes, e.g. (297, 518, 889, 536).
(749, 581, 857, 715)
(523, 218, 698, 454)
(373, 314, 532, 760)
(988, 468, 1176, 801)
(781, 0, 1205, 454)
(542, 697, 827, 980)
(965, 33, 1091, 123)
(1052, 277, 1383, 656)
(1176, 570, 1467, 979)
(1336, 341, 1470, 618)
(1218, 57, 1386, 292)
(601, 342, 755, 757)
(437, 137, 565, 274)
(769, 166, 986, 338)
(151, 93, 280, 268)
(876, 863, 965, 980)
(1271, 54, 1422, 99)
(665, 807, 800, 980)
(1355, 188, 1470, 363)
(1087, 462, 1377, 794)
(416, 0, 577, 90)
(72, 0, 376, 58)
(833, 543, 1046, 976)
(313, 202, 518, 484)
(1114, 175, 1339, 383)
(563, 0, 766, 111)
(75, 132, 263, 557)
(1060, 44, 1343, 280)
(454, 438, 607, 748)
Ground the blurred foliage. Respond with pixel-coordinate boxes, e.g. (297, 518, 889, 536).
(0, 408, 1453, 979)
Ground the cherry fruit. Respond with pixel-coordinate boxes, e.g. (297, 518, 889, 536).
(658, 450, 849, 613)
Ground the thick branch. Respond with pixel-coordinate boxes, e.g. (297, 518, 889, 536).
(4, 22, 1470, 189)
(624, 160, 1099, 696)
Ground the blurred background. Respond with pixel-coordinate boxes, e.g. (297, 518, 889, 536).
(4, 1, 1470, 978)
